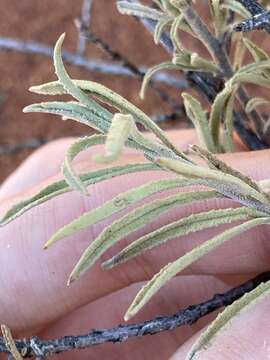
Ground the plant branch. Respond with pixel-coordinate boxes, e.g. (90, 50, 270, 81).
(234, 0, 270, 33)
(74, 21, 185, 117)
(77, 0, 94, 55)
(0, 37, 187, 89)
(177, 0, 267, 143)
(124, 0, 268, 150)
(1, 272, 270, 358)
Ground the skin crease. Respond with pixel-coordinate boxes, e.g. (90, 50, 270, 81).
(0, 129, 270, 359)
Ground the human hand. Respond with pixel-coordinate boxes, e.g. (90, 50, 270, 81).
(0, 129, 270, 359)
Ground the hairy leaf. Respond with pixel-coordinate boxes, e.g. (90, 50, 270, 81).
(188, 279, 270, 359)
(170, 14, 194, 52)
(246, 97, 270, 113)
(209, 0, 227, 37)
(54, 33, 112, 117)
(154, 16, 172, 44)
(156, 157, 268, 205)
(45, 178, 197, 248)
(190, 145, 261, 193)
(223, 93, 235, 152)
(243, 38, 270, 79)
(140, 62, 180, 100)
(125, 217, 269, 320)
(117, 1, 163, 20)
(222, 0, 251, 18)
(0, 163, 158, 227)
(209, 84, 234, 147)
(62, 135, 106, 195)
(102, 207, 247, 269)
(23, 101, 111, 133)
(53, 34, 186, 160)
(182, 93, 216, 152)
(190, 53, 220, 73)
(68, 190, 215, 284)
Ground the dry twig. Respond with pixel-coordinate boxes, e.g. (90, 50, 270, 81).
(0, 272, 269, 358)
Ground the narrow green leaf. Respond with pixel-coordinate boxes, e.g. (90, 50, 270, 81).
(68, 190, 215, 284)
(233, 72, 270, 88)
(154, 16, 172, 44)
(23, 101, 111, 133)
(53, 34, 185, 159)
(190, 53, 220, 73)
(125, 217, 269, 320)
(140, 62, 180, 100)
(182, 93, 216, 153)
(30, 75, 188, 160)
(222, 0, 251, 18)
(45, 178, 202, 249)
(223, 93, 235, 152)
(103, 206, 247, 269)
(29, 79, 187, 161)
(233, 59, 270, 77)
(190, 145, 261, 193)
(157, 157, 268, 204)
(243, 38, 269, 62)
(246, 97, 270, 113)
(117, 1, 163, 20)
(62, 135, 106, 196)
(54, 33, 112, 118)
(170, 14, 193, 51)
(187, 279, 270, 359)
(209, 0, 226, 38)
(209, 85, 234, 148)
(0, 163, 158, 227)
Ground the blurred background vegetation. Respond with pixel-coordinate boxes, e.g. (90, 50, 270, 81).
(0, 0, 189, 182)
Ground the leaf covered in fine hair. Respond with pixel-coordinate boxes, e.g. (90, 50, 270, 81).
(102, 207, 246, 269)
(187, 279, 270, 359)
(68, 190, 216, 284)
(125, 217, 269, 320)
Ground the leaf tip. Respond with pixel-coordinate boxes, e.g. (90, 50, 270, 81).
(29, 85, 43, 94)
(22, 105, 31, 113)
(124, 312, 132, 322)
(101, 257, 117, 270)
(67, 274, 76, 286)
(58, 32, 66, 43)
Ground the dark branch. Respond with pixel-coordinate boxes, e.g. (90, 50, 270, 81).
(75, 21, 185, 118)
(235, 0, 265, 15)
(0, 37, 187, 89)
(2, 272, 270, 358)
(234, 0, 270, 33)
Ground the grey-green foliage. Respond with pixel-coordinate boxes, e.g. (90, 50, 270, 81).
(118, 0, 270, 150)
(2, 22, 270, 357)
(187, 279, 270, 359)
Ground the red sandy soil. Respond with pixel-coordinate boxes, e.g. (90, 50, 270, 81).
(0, 1, 269, 183)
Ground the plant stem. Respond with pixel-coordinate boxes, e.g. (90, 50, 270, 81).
(126, 0, 267, 150)
(173, 0, 268, 147)
(0, 37, 187, 89)
(2, 272, 270, 358)
(74, 24, 185, 116)
(77, 0, 94, 55)
(234, 1, 270, 34)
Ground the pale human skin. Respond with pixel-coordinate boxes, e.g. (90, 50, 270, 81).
(0, 129, 270, 359)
